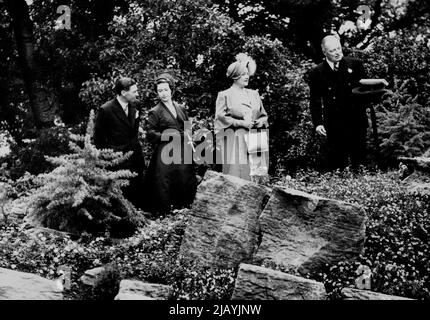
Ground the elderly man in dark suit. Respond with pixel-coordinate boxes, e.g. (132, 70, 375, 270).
(94, 77, 145, 209)
(308, 35, 368, 170)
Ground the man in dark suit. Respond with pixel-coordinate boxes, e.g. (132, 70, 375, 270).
(308, 35, 368, 170)
(94, 77, 145, 209)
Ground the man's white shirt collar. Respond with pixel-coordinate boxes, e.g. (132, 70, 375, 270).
(326, 59, 339, 70)
(117, 97, 128, 114)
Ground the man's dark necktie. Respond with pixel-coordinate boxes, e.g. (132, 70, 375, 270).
(334, 63, 339, 72)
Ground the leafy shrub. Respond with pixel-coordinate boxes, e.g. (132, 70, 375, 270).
(350, 25, 430, 167)
(91, 263, 121, 300)
(375, 80, 430, 166)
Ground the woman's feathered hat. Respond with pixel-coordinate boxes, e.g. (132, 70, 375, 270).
(226, 53, 257, 79)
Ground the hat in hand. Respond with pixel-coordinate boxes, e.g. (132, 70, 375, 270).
(352, 78, 390, 97)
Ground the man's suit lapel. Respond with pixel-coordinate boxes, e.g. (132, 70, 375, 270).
(321, 58, 349, 81)
(112, 99, 132, 128)
(320, 60, 333, 83)
(322, 60, 332, 73)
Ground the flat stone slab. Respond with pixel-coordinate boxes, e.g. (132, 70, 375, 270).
(114, 280, 172, 300)
(179, 171, 271, 268)
(253, 187, 366, 275)
(232, 263, 326, 300)
(0, 267, 63, 300)
(341, 287, 414, 300)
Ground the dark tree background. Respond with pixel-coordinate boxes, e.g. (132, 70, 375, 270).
(0, 0, 429, 174)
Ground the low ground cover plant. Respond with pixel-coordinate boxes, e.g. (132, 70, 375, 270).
(275, 168, 430, 299)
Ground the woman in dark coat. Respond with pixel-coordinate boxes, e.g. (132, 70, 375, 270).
(144, 73, 197, 215)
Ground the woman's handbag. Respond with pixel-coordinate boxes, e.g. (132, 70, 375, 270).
(244, 129, 269, 154)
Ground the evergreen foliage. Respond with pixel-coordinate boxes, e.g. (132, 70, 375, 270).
(23, 110, 146, 237)
(350, 23, 430, 167)
(377, 80, 430, 165)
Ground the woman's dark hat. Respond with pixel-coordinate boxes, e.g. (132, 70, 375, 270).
(156, 72, 174, 84)
(155, 72, 175, 91)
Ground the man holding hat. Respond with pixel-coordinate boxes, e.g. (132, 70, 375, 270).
(308, 35, 369, 170)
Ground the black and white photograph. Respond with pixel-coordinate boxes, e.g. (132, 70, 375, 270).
(0, 0, 429, 312)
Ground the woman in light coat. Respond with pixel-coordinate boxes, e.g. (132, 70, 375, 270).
(215, 54, 269, 181)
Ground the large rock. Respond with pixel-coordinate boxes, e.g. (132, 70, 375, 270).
(80, 267, 106, 287)
(179, 171, 271, 268)
(4, 198, 30, 222)
(402, 171, 430, 195)
(399, 156, 430, 195)
(253, 187, 366, 275)
(232, 264, 326, 300)
(0, 182, 10, 223)
(340, 287, 414, 300)
(114, 280, 172, 300)
(0, 267, 63, 300)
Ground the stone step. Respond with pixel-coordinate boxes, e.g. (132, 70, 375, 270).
(232, 263, 326, 300)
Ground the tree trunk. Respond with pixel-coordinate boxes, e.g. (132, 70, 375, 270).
(5, 0, 54, 128)
(228, 0, 239, 21)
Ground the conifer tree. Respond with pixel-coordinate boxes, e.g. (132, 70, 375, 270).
(24, 110, 146, 236)
(377, 79, 430, 166)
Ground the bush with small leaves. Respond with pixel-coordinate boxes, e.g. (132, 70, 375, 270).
(20, 110, 145, 236)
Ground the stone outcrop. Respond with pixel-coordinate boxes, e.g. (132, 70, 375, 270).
(253, 187, 367, 275)
(399, 156, 430, 171)
(231, 264, 326, 300)
(399, 156, 430, 195)
(80, 267, 106, 287)
(177, 171, 407, 301)
(4, 198, 29, 221)
(114, 280, 172, 300)
(0, 267, 63, 300)
(180, 171, 366, 274)
(340, 287, 414, 300)
(403, 171, 430, 195)
(179, 171, 271, 268)
(0, 183, 12, 223)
